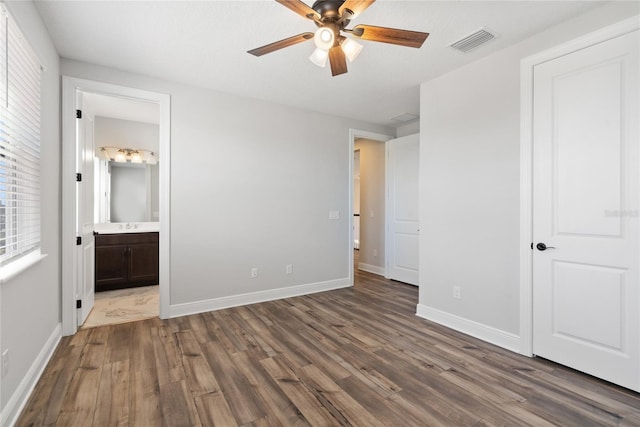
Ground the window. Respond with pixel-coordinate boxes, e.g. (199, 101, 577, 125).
(0, 4, 42, 267)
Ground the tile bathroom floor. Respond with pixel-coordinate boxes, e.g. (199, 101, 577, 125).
(81, 285, 159, 329)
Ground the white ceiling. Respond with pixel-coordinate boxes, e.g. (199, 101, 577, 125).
(35, 0, 607, 128)
(83, 92, 159, 124)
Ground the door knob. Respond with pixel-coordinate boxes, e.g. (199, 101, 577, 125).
(536, 242, 555, 251)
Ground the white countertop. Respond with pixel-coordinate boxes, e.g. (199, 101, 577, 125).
(94, 222, 160, 234)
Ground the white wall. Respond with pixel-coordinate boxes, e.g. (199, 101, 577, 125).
(150, 163, 159, 220)
(354, 138, 385, 272)
(94, 116, 159, 153)
(417, 2, 639, 349)
(396, 120, 420, 138)
(0, 1, 61, 424)
(61, 59, 393, 309)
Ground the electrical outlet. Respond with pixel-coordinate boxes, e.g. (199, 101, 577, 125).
(373, 249, 377, 257)
(251, 267, 258, 278)
(329, 210, 340, 220)
(286, 264, 293, 275)
(453, 286, 461, 300)
(2, 349, 8, 378)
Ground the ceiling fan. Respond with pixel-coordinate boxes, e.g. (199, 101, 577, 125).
(248, 0, 429, 76)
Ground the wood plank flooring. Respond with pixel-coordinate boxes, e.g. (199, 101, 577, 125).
(17, 269, 640, 426)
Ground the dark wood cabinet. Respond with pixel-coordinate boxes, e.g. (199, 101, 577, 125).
(95, 232, 159, 292)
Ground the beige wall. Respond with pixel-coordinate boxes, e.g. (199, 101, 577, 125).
(354, 138, 385, 272)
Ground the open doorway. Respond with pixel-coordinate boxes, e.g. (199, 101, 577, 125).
(349, 129, 392, 283)
(62, 77, 170, 336)
(353, 150, 360, 251)
(354, 138, 386, 276)
(81, 92, 160, 329)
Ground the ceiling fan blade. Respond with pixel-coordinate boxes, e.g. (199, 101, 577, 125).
(248, 32, 314, 56)
(351, 24, 429, 48)
(339, 0, 375, 19)
(275, 0, 320, 20)
(329, 46, 348, 76)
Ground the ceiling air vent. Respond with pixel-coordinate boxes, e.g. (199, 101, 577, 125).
(391, 113, 418, 123)
(449, 28, 496, 53)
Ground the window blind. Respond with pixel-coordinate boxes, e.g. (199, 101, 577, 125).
(0, 4, 42, 266)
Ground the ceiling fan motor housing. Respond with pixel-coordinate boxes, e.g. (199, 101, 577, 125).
(312, 0, 351, 26)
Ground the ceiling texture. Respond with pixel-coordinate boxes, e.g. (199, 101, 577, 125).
(34, 0, 606, 128)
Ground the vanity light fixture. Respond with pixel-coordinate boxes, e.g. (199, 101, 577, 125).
(114, 149, 127, 163)
(97, 146, 158, 164)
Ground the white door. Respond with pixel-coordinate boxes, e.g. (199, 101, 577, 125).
(532, 30, 639, 391)
(386, 134, 419, 285)
(76, 92, 95, 326)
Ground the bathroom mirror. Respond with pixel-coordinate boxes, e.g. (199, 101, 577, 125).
(84, 92, 161, 225)
(95, 160, 159, 223)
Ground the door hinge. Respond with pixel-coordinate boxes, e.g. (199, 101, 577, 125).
(76, 236, 82, 246)
(76, 299, 82, 309)
(76, 109, 82, 119)
(76, 173, 82, 182)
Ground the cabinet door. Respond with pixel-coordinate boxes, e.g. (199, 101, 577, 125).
(128, 242, 159, 284)
(95, 244, 129, 289)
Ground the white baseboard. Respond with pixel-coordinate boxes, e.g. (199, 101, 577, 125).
(357, 263, 385, 276)
(1, 323, 61, 427)
(169, 278, 352, 318)
(416, 304, 521, 353)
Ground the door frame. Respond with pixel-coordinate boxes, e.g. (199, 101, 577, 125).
(61, 76, 171, 336)
(348, 129, 393, 284)
(519, 16, 639, 356)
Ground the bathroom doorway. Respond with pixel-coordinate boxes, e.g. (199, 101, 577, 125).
(62, 77, 171, 336)
(82, 92, 161, 329)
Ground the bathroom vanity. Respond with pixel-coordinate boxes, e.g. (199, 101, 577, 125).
(94, 224, 159, 292)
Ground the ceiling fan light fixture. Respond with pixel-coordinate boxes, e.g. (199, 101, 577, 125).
(309, 47, 329, 67)
(314, 26, 335, 50)
(247, 1, 429, 77)
(341, 37, 363, 62)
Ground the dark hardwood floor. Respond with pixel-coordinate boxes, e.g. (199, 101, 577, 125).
(17, 266, 640, 426)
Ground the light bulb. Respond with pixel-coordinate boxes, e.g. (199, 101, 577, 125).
(309, 48, 329, 67)
(341, 37, 363, 62)
(314, 27, 335, 51)
(131, 151, 142, 164)
(114, 150, 126, 163)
